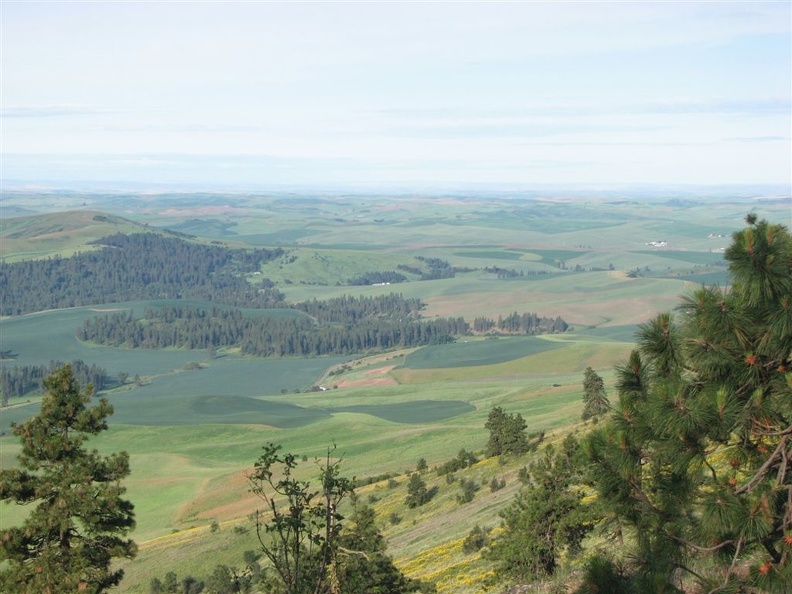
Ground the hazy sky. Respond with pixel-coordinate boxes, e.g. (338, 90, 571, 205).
(2, 1, 790, 189)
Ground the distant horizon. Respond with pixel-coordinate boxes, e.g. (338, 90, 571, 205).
(2, 170, 790, 201)
(3, 3, 790, 188)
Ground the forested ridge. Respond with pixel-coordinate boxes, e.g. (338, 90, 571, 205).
(0, 233, 285, 315)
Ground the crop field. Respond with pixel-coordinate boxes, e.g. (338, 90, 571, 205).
(1, 192, 788, 592)
(401, 336, 564, 369)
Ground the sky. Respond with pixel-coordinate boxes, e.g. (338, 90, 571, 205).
(1, 1, 791, 190)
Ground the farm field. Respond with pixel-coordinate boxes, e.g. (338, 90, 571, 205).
(1, 191, 788, 592)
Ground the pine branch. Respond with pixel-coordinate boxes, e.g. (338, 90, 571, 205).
(667, 533, 735, 554)
(734, 434, 789, 495)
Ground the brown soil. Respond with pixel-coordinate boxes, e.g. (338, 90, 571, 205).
(336, 365, 399, 388)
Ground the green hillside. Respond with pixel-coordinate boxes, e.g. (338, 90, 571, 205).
(0, 211, 147, 261)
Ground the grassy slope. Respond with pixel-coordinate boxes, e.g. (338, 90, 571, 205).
(1, 336, 624, 593)
(0, 211, 147, 261)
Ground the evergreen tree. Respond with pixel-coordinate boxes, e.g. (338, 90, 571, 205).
(334, 505, 429, 593)
(488, 435, 593, 582)
(581, 366, 609, 419)
(485, 406, 529, 456)
(0, 364, 137, 593)
(405, 473, 433, 508)
(583, 217, 792, 592)
(203, 565, 239, 593)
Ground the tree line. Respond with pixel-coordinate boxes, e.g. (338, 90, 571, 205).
(78, 306, 467, 357)
(0, 359, 109, 406)
(0, 233, 285, 315)
(346, 271, 408, 285)
(483, 266, 549, 279)
(292, 293, 423, 324)
(396, 256, 474, 280)
(472, 311, 568, 334)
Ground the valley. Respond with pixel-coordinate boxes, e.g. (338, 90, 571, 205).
(1, 191, 789, 593)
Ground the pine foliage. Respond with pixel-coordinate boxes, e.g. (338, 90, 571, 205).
(583, 217, 792, 592)
(0, 364, 136, 594)
(485, 406, 530, 457)
(489, 435, 594, 583)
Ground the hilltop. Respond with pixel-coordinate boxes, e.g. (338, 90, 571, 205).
(0, 211, 157, 262)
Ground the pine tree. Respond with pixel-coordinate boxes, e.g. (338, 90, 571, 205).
(489, 435, 593, 582)
(405, 473, 433, 508)
(485, 406, 529, 457)
(581, 366, 609, 419)
(0, 364, 137, 594)
(334, 505, 428, 593)
(583, 217, 792, 592)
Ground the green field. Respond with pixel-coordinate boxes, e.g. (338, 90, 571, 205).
(402, 336, 564, 369)
(1, 193, 788, 592)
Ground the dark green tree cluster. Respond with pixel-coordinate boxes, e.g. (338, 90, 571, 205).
(396, 256, 475, 280)
(413, 256, 456, 280)
(293, 294, 423, 324)
(1, 359, 109, 405)
(482, 265, 550, 279)
(434, 448, 479, 476)
(346, 271, 408, 286)
(483, 265, 522, 278)
(0, 365, 136, 593)
(581, 366, 609, 420)
(79, 305, 466, 357)
(0, 232, 284, 315)
(79, 294, 567, 357)
(456, 478, 481, 504)
(149, 570, 209, 594)
(462, 525, 492, 553)
(405, 473, 437, 509)
(149, 564, 254, 594)
(488, 436, 593, 582)
(582, 217, 792, 593)
(472, 311, 568, 334)
(485, 406, 531, 457)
